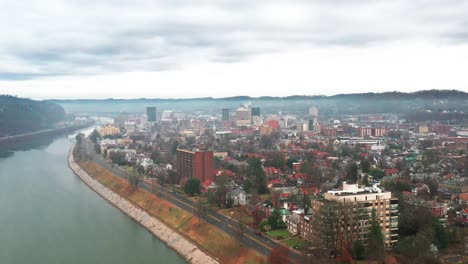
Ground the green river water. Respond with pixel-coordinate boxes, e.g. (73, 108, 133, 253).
(0, 135, 185, 264)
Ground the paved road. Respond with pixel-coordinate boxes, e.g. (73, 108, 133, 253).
(81, 139, 305, 263)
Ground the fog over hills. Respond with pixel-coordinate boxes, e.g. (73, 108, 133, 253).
(49, 90, 468, 118)
(0, 95, 65, 137)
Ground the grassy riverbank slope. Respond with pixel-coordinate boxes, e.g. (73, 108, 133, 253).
(77, 160, 265, 264)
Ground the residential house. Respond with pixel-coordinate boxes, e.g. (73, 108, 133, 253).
(287, 210, 303, 236)
(227, 188, 247, 206)
(201, 179, 217, 193)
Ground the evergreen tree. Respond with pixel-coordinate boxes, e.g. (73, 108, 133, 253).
(346, 162, 358, 183)
(247, 158, 268, 194)
(268, 208, 285, 229)
(360, 159, 370, 173)
(367, 209, 385, 262)
(432, 218, 449, 250)
(362, 174, 369, 186)
(89, 129, 100, 144)
(313, 201, 339, 253)
(184, 177, 201, 195)
(353, 240, 365, 260)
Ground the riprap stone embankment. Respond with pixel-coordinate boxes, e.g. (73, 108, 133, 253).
(68, 146, 218, 264)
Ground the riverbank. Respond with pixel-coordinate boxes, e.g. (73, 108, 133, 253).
(68, 145, 218, 264)
(0, 122, 94, 147)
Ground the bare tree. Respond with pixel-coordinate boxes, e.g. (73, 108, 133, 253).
(236, 206, 248, 240)
(150, 178, 158, 195)
(127, 171, 141, 191)
(195, 197, 208, 223)
(271, 189, 282, 208)
(268, 245, 290, 264)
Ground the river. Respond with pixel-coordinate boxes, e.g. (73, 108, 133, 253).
(0, 134, 185, 264)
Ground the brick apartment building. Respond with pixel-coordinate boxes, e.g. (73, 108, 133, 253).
(358, 127, 390, 137)
(429, 123, 451, 134)
(176, 149, 214, 182)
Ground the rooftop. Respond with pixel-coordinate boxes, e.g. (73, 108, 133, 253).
(326, 182, 386, 196)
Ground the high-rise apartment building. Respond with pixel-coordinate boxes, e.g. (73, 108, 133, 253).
(322, 182, 399, 246)
(251, 107, 261, 117)
(176, 149, 214, 182)
(146, 107, 157, 122)
(358, 127, 390, 137)
(358, 127, 373, 137)
(290, 182, 398, 248)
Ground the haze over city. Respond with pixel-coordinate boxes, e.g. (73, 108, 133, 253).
(1, 0, 468, 99)
(2, 2, 468, 264)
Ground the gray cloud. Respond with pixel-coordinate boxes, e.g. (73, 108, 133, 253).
(1, 0, 468, 80)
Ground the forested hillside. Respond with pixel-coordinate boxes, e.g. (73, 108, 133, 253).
(52, 89, 468, 117)
(0, 95, 66, 137)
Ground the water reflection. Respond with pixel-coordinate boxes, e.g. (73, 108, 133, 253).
(0, 125, 96, 156)
(0, 134, 185, 264)
(0, 150, 14, 159)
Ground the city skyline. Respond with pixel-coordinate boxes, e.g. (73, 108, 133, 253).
(1, 1, 467, 263)
(1, 1, 468, 99)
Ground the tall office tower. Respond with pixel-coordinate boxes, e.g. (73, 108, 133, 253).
(222, 108, 230, 121)
(251, 107, 261, 117)
(308, 119, 315, 131)
(309, 105, 320, 132)
(146, 107, 157, 122)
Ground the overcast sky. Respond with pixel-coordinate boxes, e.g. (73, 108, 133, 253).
(1, 0, 468, 99)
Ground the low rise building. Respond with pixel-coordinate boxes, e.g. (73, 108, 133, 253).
(227, 188, 247, 206)
(99, 125, 121, 136)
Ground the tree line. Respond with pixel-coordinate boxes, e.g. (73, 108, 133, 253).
(0, 95, 66, 137)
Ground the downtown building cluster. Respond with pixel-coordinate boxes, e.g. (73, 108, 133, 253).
(92, 101, 468, 261)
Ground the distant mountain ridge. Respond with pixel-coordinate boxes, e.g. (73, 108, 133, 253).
(49, 89, 467, 102)
(0, 95, 66, 137)
(43, 89, 468, 116)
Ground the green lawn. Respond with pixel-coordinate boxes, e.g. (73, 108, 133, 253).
(283, 237, 312, 252)
(122, 165, 134, 174)
(267, 229, 291, 239)
(122, 165, 142, 177)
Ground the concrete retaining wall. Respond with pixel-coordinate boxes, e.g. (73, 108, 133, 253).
(68, 146, 218, 264)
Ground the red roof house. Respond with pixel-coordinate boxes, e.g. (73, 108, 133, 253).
(300, 187, 320, 195)
(386, 168, 399, 175)
(268, 178, 284, 188)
